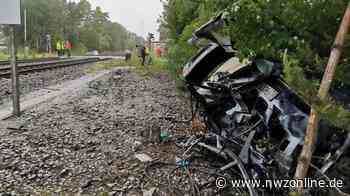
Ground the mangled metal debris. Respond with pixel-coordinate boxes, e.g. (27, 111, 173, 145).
(180, 12, 350, 195)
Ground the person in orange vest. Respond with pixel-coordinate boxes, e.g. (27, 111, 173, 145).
(66, 40, 72, 57)
(155, 47, 162, 57)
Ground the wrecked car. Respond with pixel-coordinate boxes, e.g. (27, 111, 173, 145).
(181, 12, 350, 196)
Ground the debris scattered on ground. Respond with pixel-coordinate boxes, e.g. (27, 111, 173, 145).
(135, 153, 153, 163)
(143, 187, 157, 196)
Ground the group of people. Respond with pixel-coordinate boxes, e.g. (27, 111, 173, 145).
(136, 45, 163, 65)
(56, 40, 72, 57)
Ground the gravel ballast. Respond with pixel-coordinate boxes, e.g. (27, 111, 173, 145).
(0, 69, 193, 195)
(0, 63, 95, 106)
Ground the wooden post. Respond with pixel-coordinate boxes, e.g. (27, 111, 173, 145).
(9, 25, 20, 116)
(294, 2, 350, 193)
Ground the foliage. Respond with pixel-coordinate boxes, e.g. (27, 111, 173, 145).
(159, 0, 234, 75)
(227, 0, 350, 82)
(226, 0, 350, 129)
(87, 53, 169, 80)
(0, 52, 8, 60)
(161, 0, 349, 76)
(282, 53, 319, 104)
(317, 98, 350, 130)
(0, 49, 54, 60)
(2, 0, 144, 53)
(129, 53, 168, 77)
(71, 42, 88, 56)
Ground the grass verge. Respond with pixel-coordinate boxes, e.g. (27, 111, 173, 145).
(0, 51, 55, 60)
(85, 59, 129, 74)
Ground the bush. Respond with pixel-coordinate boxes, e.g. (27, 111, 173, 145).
(71, 43, 88, 56)
(226, 0, 350, 129)
(227, 0, 349, 79)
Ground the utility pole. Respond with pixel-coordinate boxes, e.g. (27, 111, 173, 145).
(24, 8, 28, 58)
(9, 25, 20, 116)
(294, 2, 350, 194)
(0, 0, 21, 116)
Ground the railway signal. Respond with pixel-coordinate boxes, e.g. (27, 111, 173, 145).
(147, 33, 154, 51)
(0, 0, 21, 116)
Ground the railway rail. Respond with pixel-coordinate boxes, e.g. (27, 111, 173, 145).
(0, 57, 110, 78)
(0, 57, 61, 66)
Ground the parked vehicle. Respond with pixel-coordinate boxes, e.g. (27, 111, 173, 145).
(86, 50, 99, 56)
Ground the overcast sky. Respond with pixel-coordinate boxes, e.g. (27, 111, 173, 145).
(82, 0, 163, 39)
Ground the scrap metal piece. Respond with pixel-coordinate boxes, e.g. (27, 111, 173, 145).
(226, 94, 251, 124)
(275, 136, 302, 172)
(321, 132, 350, 174)
(220, 160, 238, 171)
(239, 130, 256, 164)
(256, 83, 279, 101)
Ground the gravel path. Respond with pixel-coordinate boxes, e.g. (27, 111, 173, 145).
(0, 69, 192, 195)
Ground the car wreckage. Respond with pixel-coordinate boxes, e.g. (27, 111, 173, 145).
(180, 12, 350, 196)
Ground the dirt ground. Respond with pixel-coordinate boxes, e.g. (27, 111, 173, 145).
(0, 68, 193, 195)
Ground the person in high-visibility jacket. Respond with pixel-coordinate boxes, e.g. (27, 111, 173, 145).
(61, 41, 66, 57)
(66, 40, 72, 57)
(56, 41, 62, 57)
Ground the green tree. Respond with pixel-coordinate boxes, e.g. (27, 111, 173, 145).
(8, 0, 144, 53)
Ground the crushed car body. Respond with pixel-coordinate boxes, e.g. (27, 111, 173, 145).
(181, 12, 350, 196)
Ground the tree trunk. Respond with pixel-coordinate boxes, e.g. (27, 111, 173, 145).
(294, 2, 350, 194)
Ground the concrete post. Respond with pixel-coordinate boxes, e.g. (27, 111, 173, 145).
(9, 25, 20, 116)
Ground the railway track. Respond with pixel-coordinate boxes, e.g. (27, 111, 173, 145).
(0, 57, 109, 78)
(0, 57, 61, 66)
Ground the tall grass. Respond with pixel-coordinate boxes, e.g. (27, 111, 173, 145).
(0, 52, 8, 60)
